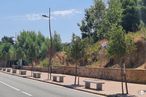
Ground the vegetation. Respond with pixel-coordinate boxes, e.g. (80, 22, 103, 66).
(1, 0, 146, 69)
(0, 30, 62, 67)
(141, 0, 146, 25)
(78, 0, 106, 42)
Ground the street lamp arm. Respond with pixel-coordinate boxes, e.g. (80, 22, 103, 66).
(42, 15, 49, 18)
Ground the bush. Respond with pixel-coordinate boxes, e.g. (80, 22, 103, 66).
(125, 34, 136, 55)
(40, 58, 49, 67)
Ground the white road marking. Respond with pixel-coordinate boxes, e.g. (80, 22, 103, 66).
(0, 80, 33, 96)
(21, 91, 32, 96)
(0, 80, 20, 91)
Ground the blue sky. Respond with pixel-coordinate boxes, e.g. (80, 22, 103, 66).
(0, 0, 97, 43)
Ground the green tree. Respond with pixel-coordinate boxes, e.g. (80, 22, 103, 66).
(101, 0, 123, 38)
(52, 31, 62, 52)
(141, 0, 146, 25)
(8, 45, 16, 60)
(121, 0, 141, 32)
(39, 38, 50, 60)
(78, 0, 106, 42)
(107, 24, 129, 94)
(69, 34, 85, 85)
(1, 36, 14, 44)
(0, 43, 10, 66)
(16, 31, 49, 67)
(0, 36, 14, 67)
(125, 34, 136, 55)
(108, 25, 126, 59)
(16, 31, 50, 75)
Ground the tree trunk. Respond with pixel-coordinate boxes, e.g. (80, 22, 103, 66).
(120, 61, 129, 95)
(77, 76, 80, 86)
(4, 55, 7, 68)
(4, 60, 7, 68)
(123, 63, 128, 94)
(74, 62, 78, 85)
(77, 65, 80, 86)
(124, 73, 128, 94)
(31, 64, 33, 77)
(120, 57, 124, 94)
(31, 61, 35, 77)
(121, 66, 124, 94)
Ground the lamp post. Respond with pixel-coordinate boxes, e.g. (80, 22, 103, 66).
(42, 8, 53, 80)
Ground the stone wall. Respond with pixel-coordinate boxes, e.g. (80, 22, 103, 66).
(23, 66, 146, 84)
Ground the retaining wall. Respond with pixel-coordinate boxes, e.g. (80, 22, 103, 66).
(23, 66, 146, 84)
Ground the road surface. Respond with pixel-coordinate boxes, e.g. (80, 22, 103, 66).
(0, 72, 100, 97)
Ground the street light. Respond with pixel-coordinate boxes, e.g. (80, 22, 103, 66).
(42, 15, 48, 18)
(42, 8, 53, 80)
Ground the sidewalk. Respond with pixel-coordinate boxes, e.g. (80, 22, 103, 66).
(1, 68, 146, 97)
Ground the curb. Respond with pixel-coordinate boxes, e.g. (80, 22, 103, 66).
(0, 70, 108, 97)
(27, 77, 108, 97)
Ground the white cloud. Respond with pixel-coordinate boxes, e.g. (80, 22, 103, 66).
(25, 13, 55, 21)
(24, 9, 81, 21)
(1, 9, 81, 21)
(52, 9, 81, 17)
(26, 14, 42, 21)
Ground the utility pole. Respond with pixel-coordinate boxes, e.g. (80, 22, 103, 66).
(48, 8, 53, 80)
(42, 8, 53, 80)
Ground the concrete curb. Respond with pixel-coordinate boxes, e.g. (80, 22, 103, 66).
(0, 70, 108, 97)
(27, 77, 108, 97)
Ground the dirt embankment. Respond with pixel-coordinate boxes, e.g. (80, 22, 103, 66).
(104, 36, 146, 69)
(53, 36, 146, 69)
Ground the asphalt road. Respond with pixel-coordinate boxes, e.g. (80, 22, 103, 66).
(0, 72, 100, 97)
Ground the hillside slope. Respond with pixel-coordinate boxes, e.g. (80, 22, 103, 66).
(51, 33, 146, 69)
(104, 33, 146, 69)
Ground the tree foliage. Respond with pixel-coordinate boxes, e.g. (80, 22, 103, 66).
(78, 0, 106, 42)
(52, 31, 62, 52)
(16, 31, 49, 64)
(107, 24, 136, 62)
(103, 0, 123, 38)
(67, 33, 86, 85)
(141, 0, 146, 25)
(121, 0, 141, 32)
(125, 34, 136, 55)
(69, 34, 85, 62)
(79, 0, 144, 41)
(0, 37, 15, 66)
(107, 24, 126, 59)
